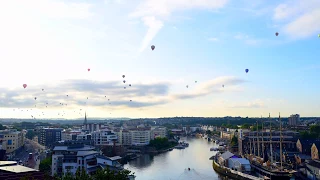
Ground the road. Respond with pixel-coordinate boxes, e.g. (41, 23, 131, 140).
(13, 138, 47, 170)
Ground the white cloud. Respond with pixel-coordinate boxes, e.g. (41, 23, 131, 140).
(105, 0, 125, 4)
(129, 0, 229, 52)
(208, 37, 219, 42)
(171, 76, 246, 100)
(139, 16, 164, 53)
(273, 0, 320, 39)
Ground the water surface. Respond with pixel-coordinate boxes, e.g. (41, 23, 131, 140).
(125, 137, 224, 180)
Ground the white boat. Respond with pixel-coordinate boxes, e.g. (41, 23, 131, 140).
(175, 145, 185, 149)
(210, 147, 218, 151)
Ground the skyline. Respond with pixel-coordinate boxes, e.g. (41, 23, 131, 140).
(0, 0, 319, 119)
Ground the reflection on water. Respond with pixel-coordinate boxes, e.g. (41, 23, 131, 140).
(125, 137, 225, 180)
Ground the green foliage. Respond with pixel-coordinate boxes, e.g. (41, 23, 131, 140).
(93, 167, 134, 180)
(206, 130, 212, 135)
(149, 137, 178, 150)
(241, 123, 250, 129)
(251, 125, 262, 131)
(26, 130, 36, 140)
(0, 124, 6, 130)
(299, 125, 320, 140)
(167, 130, 174, 139)
(52, 167, 134, 180)
(230, 135, 238, 147)
(39, 157, 52, 172)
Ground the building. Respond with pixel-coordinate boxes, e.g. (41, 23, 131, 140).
(150, 127, 166, 140)
(0, 161, 46, 180)
(305, 160, 320, 180)
(130, 128, 151, 146)
(51, 144, 123, 177)
(120, 130, 131, 146)
(296, 139, 320, 158)
(38, 128, 62, 147)
(91, 130, 117, 146)
(288, 114, 300, 126)
(0, 129, 24, 153)
(61, 130, 81, 141)
(227, 158, 251, 172)
(238, 130, 299, 156)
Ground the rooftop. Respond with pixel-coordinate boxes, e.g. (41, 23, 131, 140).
(0, 164, 38, 173)
(53, 145, 95, 151)
(77, 151, 99, 157)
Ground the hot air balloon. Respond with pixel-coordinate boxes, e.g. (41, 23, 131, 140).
(130, 100, 132, 102)
(105, 96, 106, 97)
(122, 75, 125, 78)
(129, 84, 131, 86)
(275, 32, 279, 36)
(88, 68, 90, 71)
(151, 45, 155, 51)
(245, 69, 249, 73)
(186, 85, 189, 88)
(123, 80, 126, 83)
(23, 84, 27, 88)
(195, 81, 197, 83)
(42, 89, 44, 91)
(124, 87, 126, 89)
(34, 97, 37, 100)
(318, 34, 320, 38)
(222, 85, 224, 88)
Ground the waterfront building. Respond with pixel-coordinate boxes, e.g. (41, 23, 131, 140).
(227, 158, 251, 172)
(305, 160, 320, 180)
(91, 129, 117, 146)
(150, 127, 166, 140)
(0, 161, 46, 180)
(296, 139, 320, 159)
(38, 128, 62, 147)
(131, 128, 151, 146)
(0, 129, 24, 153)
(288, 114, 300, 126)
(51, 144, 123, 177)
(120, 129, 131, 146)
(238, 130, 298, 156)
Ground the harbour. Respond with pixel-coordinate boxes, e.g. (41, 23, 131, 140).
(124, 137, 224, 180)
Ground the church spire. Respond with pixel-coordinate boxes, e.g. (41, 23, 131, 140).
(84, 112, 87, 125)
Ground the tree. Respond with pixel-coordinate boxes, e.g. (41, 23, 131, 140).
(26, 130, 36, 140)
(93, 167, 134, 180)
(0, 124, 6, 130)
(39, 157, 52, 173)
(205, 130, 212, 135)
(51, 167, 134, 180)
(230, 135, 238, 147)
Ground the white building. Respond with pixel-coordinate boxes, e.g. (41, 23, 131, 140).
(228, 158, 251, 172)
(91, 130, 117, 146)
(131, 129, 150, 146)
(0, 129, 24, 153)
(52, 145, 123, 177)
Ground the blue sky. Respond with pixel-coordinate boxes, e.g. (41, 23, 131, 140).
(0, 0, 319, 119)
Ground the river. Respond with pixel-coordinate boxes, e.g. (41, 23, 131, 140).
(124, 137, 224, 180)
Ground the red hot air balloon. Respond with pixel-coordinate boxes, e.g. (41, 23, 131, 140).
(23, 84, 27, 88)
(151, 45, 155, 51)
(88, 68, 90, 71)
